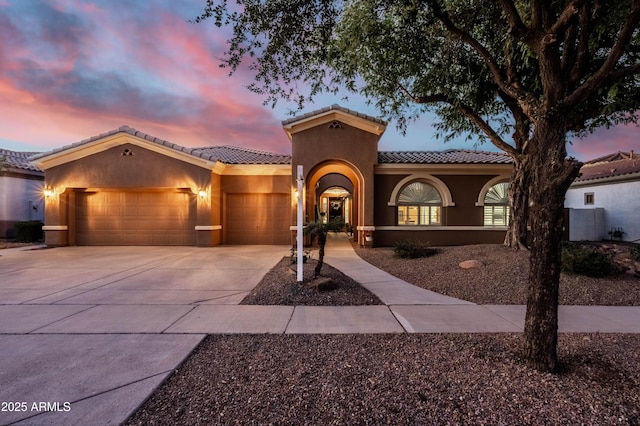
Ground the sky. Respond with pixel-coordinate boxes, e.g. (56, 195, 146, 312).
(0, 0, 637, 161)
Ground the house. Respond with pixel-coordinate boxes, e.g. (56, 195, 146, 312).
(0, 149, 44, 239)
(565, 150, 640, 242)
(31, 105, 513, 247)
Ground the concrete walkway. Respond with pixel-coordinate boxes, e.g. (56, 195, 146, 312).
(1, 240, 639, 425)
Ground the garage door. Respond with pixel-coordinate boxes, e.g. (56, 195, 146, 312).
(76, 191, 196, 245)
(225, 193, 290, 244)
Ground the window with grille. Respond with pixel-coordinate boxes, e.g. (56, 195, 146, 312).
(484, 182, 510, 226)
(397, 182, 442, 225)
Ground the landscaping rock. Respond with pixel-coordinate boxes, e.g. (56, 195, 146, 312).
(308, 277, 338, 292)
(459, 259, 484, 269)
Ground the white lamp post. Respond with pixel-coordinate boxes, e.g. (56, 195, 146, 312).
(296, 165, 303, 282)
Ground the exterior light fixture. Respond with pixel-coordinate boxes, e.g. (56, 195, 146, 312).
(43, 187, 55, 198)
(198, 189, 207, 199)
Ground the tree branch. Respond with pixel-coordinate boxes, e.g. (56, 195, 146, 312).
(563, 0, 640, 109)
(498, 0, 529, 40)
(397, 83, 517, 156)
(547, 0, 583, 39)
(427, 1, 526, 104)
(531, 0, 543, 31)
(567, 3, 594, 84)
(499, 90, 530, 152)
(607, 63, 640, 81)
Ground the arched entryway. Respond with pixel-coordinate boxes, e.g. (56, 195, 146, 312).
(305, 160, 365, 243)
(315, 173, 353, 227)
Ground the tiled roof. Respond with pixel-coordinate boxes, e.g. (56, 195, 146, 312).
(281, 104, 387, 126)
(192, 146, 291, 165)
(378, 149, 512, 164)
(576, 151, 640, 182)
(1, 148, 43, 173)
(30, 126, 291, 165)
(26, 125, 512, 168)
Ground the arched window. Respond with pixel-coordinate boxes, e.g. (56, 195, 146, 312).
(483, 182, 510, 226)
(397, 182, 442, 225)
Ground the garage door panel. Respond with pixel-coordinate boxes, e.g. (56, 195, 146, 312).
(225, 194, 290, 245)
(76, 191, 196, 246)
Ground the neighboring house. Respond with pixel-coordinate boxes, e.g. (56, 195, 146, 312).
(31, 105, 513, 247)
(0, 148, 44, 239)
(565, 151, 640, 242)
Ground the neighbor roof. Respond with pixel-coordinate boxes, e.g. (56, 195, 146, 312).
(378, 149, 512, 164)
(576, 151, 640, 182)
(1, 148, 43, 173)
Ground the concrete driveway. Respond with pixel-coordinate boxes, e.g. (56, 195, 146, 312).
(0, 245, 288, 425)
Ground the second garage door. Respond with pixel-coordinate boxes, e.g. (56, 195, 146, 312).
(225, 193, 290, 244)
(76, 191, 196, 245)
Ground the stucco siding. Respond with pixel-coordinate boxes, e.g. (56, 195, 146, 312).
(0, 175, 44, 238)
(565, 180, 640, 242)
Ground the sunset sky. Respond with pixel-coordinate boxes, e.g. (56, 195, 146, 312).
(1, 0, 637, 160)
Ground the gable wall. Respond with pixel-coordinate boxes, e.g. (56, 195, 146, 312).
(45, 143, 211, 190)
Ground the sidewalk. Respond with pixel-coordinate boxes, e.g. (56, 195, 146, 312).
(153, 233, 640, 335)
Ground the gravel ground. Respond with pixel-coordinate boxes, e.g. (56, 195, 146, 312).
(127, 334, 640, 425)
(354, 244, 640, 305)
(126, 243, 640, 425)
(240, 257, 382, 306)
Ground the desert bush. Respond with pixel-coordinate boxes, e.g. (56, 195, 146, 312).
(561, 242, 617, 277)
(630, 244, 640, 261)
(393, 239, 439, 259)
(13, 220, 44, 243)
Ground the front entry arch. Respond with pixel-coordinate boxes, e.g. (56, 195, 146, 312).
(306, 160, 365, 244)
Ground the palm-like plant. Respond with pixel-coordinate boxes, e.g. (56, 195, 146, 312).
(305, 212, 345, 278)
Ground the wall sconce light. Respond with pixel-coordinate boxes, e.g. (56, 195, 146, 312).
(43, 187, 55, 198)
(198, 189, 207, 199)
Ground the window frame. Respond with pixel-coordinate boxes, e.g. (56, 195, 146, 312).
(584, 192, 594, 205)
(396, 181, 443, 226)
(483, 181, 510, 227)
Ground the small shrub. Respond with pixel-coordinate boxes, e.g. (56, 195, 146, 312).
(290, 247, 310, 264)
(393, 239, 439, 259)
(630, 244, 640, 262)
(561, 241, 617, 277)
(13, 220, 44, 243)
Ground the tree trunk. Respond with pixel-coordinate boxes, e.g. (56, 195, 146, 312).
(314, 231, 327, 277)
(523, 119, 582, 372)
(504, 156, 530, 250)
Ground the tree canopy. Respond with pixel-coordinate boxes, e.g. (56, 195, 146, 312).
(197, 0, 639, 152)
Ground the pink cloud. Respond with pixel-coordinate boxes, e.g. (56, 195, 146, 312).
(569, 122, 640, 161)
(0, 0, 291, 154)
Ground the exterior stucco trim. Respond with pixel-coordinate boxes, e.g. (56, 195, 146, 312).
(283, 109, 386, 139)
(221, 164, 291, 176)
(375, 164, 512, 175)
(195, 225, 222, 231)
(475, 175, 511, 206)
(375, 225, 507, 231)
(386, 174, 455, 207)
(42, 225, 68, 231)
(34, 133, 219, 171)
